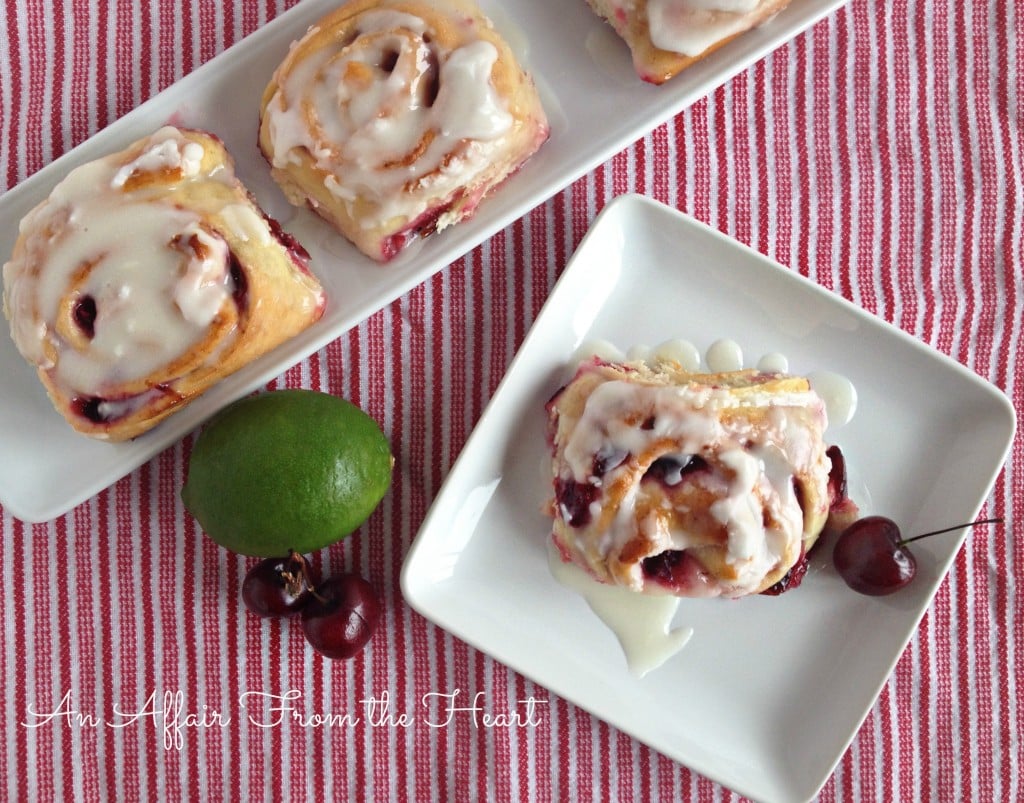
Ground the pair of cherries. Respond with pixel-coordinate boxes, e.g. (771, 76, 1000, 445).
(241, 551, 381, 659)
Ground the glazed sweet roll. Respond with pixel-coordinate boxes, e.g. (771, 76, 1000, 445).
(2, 126, 326, 441)
(585, 0, 792, 84)
(545, 358, 838, 598)
(258, 0, 550, 261)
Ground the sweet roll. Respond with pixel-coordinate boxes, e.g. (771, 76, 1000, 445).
(2, 126, 326, 441)
(545, 358, 837, 598)
(257, 0, 550, 261)
(584, 0, 792, 84)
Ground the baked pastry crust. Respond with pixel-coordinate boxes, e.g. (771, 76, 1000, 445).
(257, 0, 549, 261)
(585, 0, 792, 84)
(545, 357, 834, 598)
(2, 126, 326, 441)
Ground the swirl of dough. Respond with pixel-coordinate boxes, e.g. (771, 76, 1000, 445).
(258, 0, 549, 261)
(3, 127, 325, 440)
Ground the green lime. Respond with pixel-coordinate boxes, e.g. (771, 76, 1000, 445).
(181, 389, 393, 557)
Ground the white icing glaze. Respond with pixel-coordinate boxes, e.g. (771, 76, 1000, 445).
(808, 370, 858, 428)
(173, 224, 232, 327)
(3, 127, 238, 399)
(264, 9, 514, 229)
(647, 0, 772, 58)
(220, 203, 273, 245)
(111, 130, 205, 188)
(651, 338, 701, 371)
(547, 541, 692, 677)
(705, 337, 744, 372)
(574, 338, 626, 364)
(573, 339, 857, 426)
(757, 351, 789, 373)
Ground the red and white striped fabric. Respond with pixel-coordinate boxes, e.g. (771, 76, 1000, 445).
(1, 1, 1020, 801)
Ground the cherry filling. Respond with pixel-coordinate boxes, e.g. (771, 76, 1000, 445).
(793, 477, 806, 515)
(380, 48, 400, 73)
(381, 203, 451, 261)
(263, 213, 312, 272)
(640, 549, 712, 595)
(553, 477, 600, 528)
(72, 396, 106, 424)
(228, 252, 248, 310)
(826, 445, 848, 507)
(73, 295, 97, 339)
(761, 449, 848, 596)
(760, 551, 810, 596)
(71, 382, 178, 426)
(642, 455, 708, 487)
(419, 51, 440, 107)
(642, 549, 686, 584)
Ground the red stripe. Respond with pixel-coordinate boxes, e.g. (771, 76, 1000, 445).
(23, 0, 45, 175)
(3, 2, 22, 188)
(69, 0, 90, 141)
(72, 501, 97, 799)
(487, 235, 507, 394)
(115, 0, 134, 117)
(790, 36, 812, 281)
(728, 72, 749, 246)
(159, 1, 178, 90)
(966, 532, 992, 800)
(935, 588, 956, 800)
(94, 493, 115, 795)
(431, 268, 451, 803)
(650, 121, 670, 207)
(407, 281, 435, 803)
(894, 640, 917, 798)
(140, 465, 161, 798)
(919, 614, 934, 800)
(863, 0, 898, 329)
(13, 520, 29, 801)
(95, 1, 110, 132)
(752, 57, 772, 260)
(49, 0, 67, 159)
(556, 699, 571, 801)
(382, 300, 411, 797)
(512, 217, 528, 344)
(893, 0, 922, 338)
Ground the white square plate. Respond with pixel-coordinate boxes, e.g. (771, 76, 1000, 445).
(0, 0, 851, 522)
(401, 195, 1016, 803)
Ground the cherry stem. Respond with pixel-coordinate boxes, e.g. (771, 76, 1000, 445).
(287, 549, 325, 602)
(898, 517, 1003, 547)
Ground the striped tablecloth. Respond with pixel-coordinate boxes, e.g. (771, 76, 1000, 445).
(1, 1, 1020, 800)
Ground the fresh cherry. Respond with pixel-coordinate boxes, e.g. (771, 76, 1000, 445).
(301, 574, 382, 660)
(241, 551, 316, 618)
(833, 515, 1002, 596)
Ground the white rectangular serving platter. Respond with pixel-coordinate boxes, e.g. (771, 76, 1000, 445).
(0, 0, 851, 522)
(401, 195, 1016, 803)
